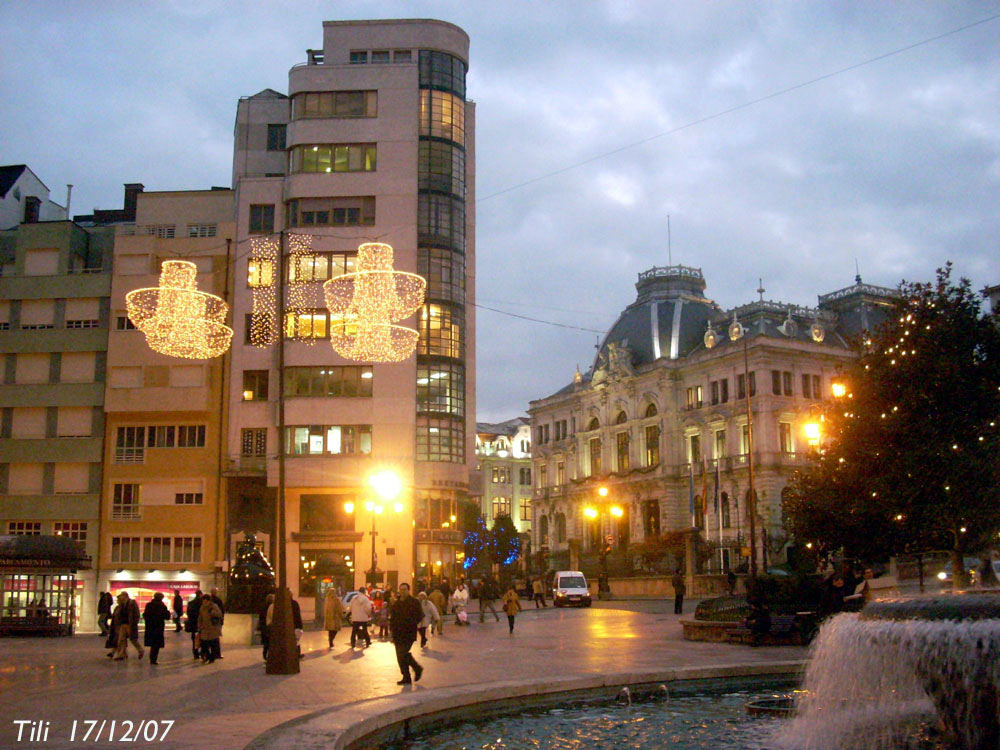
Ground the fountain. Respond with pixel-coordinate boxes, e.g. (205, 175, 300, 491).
(775, 594, 1000, 750)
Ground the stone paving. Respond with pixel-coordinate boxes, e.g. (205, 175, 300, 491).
(0, 599, 807, 750)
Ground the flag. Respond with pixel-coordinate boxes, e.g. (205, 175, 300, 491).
(688, 461, 695, 526)
(713, 459, 720, 515)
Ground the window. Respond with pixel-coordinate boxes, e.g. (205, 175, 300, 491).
(694, 496, 705, 529)
(143, 537, 172, 563)
(54, 522, 87, 544)
(112, 484, 141, 520)
(249, 204, 275, 234)
(418, 140, 465, 197)
(737, 372, 756, 399)
(555, 513, 566, 543)
(147, 425, 175, 448)
(177, 425, 206, 448)
(418, 193, 465, 248)
(720, 379, 729, 403)
(266, 124, 286, 151)
(284, 309, 331, 340)
(394, 50, 411, 62)
(721, 492, 731, 528)
(241, 428, 267, 457)
(115, 315, 137, 331)
(7, 521, 41, 535)
(492, 497, 511, 519)
(519, 498, 530, 521)
(286, 365, 374, 398)
(371, 50, 390, 63)
(416, 417, 464, 462)
(715, 429, 727, 459)
(175, 492, 203, 505)
(418, 304, 462, 358)
(186, 223, 217, 238)
(779, 422, 793, 453)
(285, 251, 357, 282)
(174, 537, 202, 563)
(587, 417, 600, 431)
(616, 431, 630, 473)
(556, 461, 565, 486)
(419, 246, 465, 305)
(711, 381, 719, 405)
(291, 90, 377, 119)
(111, 537, 141, 563)
(801, 374, 812, 399)
(812, 375, 821, 400)
(686, 386, 703, 409)
(772, 370, 782, 395)
(111, 536, 201, 563)
(242, 370, 269, 401)
(589, 437, 602, 476)
(519, 467, 531, 485)
(492, 466, 509, 483)
(688, 434, 702, 463)
(538, 464, 548, 488)
(416, 362, 464, 416)
(247, 258, 275, 288)
(288, 197, 375, 228)
(65, 318, 98, 329)
(349, 50, 368, 64)
(740, 424, 751, 455)
(645, 403, 658, 417)
(115, 426, 145, 463)
(783, 371, 793, 396)
(645, 424, 660, 466)
(284, 425, 372, 456)
(419, 89, 466, 145)
(290, 144, 377, 173)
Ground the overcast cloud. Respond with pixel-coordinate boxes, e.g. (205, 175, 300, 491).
(2, 2, 998, 421)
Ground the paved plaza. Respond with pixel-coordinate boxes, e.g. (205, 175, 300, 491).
(0, 599, 807, 750)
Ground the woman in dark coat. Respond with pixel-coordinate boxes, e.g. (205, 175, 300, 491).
(143, 592, 171, 665)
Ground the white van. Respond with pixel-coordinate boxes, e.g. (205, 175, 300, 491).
(552, 570, 591, 608)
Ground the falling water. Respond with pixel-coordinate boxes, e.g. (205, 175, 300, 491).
(773, 612, 1000, 750)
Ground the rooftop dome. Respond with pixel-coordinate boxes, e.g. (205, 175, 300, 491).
(592, 265, 720, 372)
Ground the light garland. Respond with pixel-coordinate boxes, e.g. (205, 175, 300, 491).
(126, 260, 233, 359)
(286, 233, 318, 345)
(249, 237, 278, 347)
(323, 242, 426, 362)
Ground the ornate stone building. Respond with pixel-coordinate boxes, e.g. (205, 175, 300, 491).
(528, 264, 893, 573)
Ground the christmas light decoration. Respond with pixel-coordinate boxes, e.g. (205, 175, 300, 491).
(323, 242, 426, 362)
(728, 311, 745, 341)
(286, 233, 318, 345)
(126, 260, 233, 359)
(249, 237, 278, 347)
(703, 320, 718, 349)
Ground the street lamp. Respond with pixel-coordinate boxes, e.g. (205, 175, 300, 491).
(345, 471, 403, 587)
(831, 381, 847, 399)
(803, 421, 822, 447)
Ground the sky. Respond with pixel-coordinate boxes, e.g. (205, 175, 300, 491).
(2, 2, 998, 422)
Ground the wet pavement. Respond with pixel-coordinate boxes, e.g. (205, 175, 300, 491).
(0, 599, 807, 749)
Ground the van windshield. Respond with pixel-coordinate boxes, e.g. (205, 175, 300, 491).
(559, 576, 586, 589)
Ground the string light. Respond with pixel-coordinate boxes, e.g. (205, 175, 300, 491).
(249, 237, 278, 347)
(126, 260, 233, 359)
(286, 233, 318, 345)
(323, 242, 426, 362)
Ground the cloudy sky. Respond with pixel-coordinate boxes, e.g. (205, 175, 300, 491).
(2, 2, 998, 421)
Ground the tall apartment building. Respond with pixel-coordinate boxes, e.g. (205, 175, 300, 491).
(0, 210, 113, 632)
(228, 19, 475, 611)
(529, 265, 893, 575)
(98, 189, 235, 609)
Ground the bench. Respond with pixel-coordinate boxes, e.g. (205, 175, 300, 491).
(0, 616, 69, 637)
(727, 613, 815, 646)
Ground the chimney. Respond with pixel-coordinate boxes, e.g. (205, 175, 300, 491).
(65, 184, 73, 218)
(123, 183, 144, 221)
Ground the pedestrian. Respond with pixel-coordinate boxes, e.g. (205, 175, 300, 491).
(348, 586, 373, 648)
(416, 591, 439, 647)
(532, 577, 547, 608)
(672, 568, 686, 615)
(450, 581, 470, 625)
(112, 592, 144, 660)
(376, 594, 390, 640)
(185, 590, 203, 659)
(97, 591, 113, 636)
(209, 587, 225, 659)
(502, 585, 521, 634)
(726, 570, 737, 596)
(389, 583, 424, 685)
(142, 592, 171, 665)
(439, 577, 452, 600)
(478, 577, 501, 623)
(197, 594, 223, 663)
(291, 594, 304, 659)
(428, 586, 447, 635)
(171, 589, 184, 632)
(259, 593, 274, 660)
(323, 588, 344, 648)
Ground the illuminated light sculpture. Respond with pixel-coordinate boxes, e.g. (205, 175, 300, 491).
(728, 311, 745, 341)
(249, 237, 278, 348)
(286, 233, 319, 345)
(703, 320, 718, 349)
(126, 260, 233, 359)
(323, 242, 426, 362)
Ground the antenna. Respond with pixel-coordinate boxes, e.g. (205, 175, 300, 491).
(757, 278, 765, 302)
(855, 258, 862, 284)
(667, 215, 672, 265)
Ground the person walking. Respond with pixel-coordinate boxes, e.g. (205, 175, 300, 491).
(428, 587, 447, 635)
(291, 594, 304, 659)
(97, 591, 113, 636)
(450, 581, 470, 626)
(323, 588, 344, 648)
(478, 577, 501, 623)
(185, 589, 203, 659)
(502, 585, 521, 634)
(376, 594, 390, 640)
(389, 583, 424, 685)
(259, 593, 274, 660)
(209, 587, 225, 659)
(112, 592, 144, 660)
(348, 586, 373, 648)
(672, 568, 686, 615)
(416, 591, 439, 647)
(197, 594, 223, 663)
(532, 577, 547, 608)
(171, 589, 184, 632)
(142, 592, 171, 665)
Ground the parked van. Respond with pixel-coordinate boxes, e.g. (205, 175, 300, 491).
(552, 570, 591, 607)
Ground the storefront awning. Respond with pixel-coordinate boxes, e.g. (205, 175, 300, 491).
(0, 535, 92, 571)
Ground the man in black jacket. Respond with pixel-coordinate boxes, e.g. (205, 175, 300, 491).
(389, 583, 424, 685)
(185, 590, 203, 659)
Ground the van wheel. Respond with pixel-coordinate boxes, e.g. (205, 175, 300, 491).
(584, 601, 592, 608)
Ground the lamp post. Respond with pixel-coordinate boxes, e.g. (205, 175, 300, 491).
(585, 486, 623, 596)
(346, 471, 403, 588)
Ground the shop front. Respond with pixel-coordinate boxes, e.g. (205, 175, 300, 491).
(0, 535, 91, 636)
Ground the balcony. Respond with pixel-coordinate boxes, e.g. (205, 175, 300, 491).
(223, 455, 267, 476)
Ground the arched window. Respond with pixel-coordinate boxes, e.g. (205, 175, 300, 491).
(555, 513, 567, 543)
(645, 402, 658, 418)
(721, 492, 731, 528)
(694, 495, 705, 529)
(586, 417, 600, 431)
(615, 411, 627, 424)
(643, 500, 660, 537)
(538, 514, 549, 545)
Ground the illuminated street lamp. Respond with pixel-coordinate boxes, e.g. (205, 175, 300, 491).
(345, 471, 404, 586)
(831, 381, 847, 399)
(804, 421, 822, 447)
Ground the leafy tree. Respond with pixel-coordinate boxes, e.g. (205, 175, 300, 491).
(784, 265, 1000, 584)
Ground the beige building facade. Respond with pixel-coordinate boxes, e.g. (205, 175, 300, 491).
(474, 418, 533, 535)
